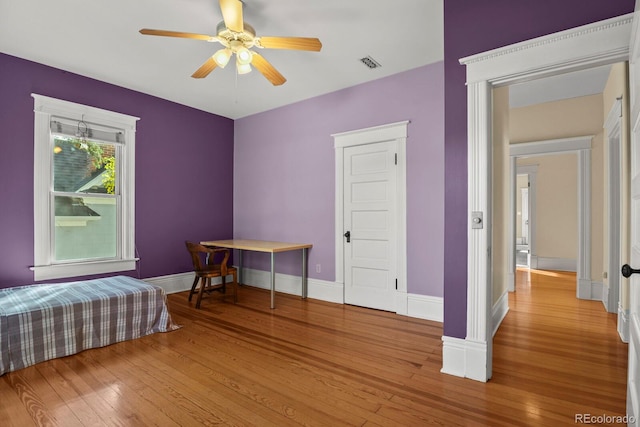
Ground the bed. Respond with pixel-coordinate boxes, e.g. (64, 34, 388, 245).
(0, 275, 180, 375)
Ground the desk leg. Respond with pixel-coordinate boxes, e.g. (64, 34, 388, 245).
(270, 252, 275, 309)
(302, 248, 308, 299)
(238, 250, 243, 285)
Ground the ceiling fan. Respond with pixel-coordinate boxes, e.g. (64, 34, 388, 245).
(140, 0, 322, 86)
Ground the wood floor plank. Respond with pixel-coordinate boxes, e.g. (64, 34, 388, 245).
(0, 268, 629, 425)
(0, 376, 42, 426)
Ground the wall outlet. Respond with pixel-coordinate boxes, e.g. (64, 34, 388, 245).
(316, 264, 321, 273)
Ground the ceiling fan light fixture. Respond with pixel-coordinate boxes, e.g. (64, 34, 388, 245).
(236, 62, 252, 75)
(139, 0, 321, 86)
(213, 48, 232, 68)
(236, 47, 252, 65)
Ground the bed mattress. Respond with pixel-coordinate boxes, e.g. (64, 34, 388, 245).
(0, 275, 179, 375)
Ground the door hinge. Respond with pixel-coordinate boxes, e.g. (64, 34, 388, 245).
(395, 153, 397, 165)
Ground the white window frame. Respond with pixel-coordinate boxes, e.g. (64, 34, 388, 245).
(31, 94, 139, 281)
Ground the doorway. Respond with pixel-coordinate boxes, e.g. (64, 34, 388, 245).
(515, 174, 530, 268)
(332, 121, 408, 314)
(445, 13, 632, 382)
(507, 138, 593, 298)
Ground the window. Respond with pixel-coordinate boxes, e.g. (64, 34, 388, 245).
(32, 94, 139, 281)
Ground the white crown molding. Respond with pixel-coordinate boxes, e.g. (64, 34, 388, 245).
(460, 14, 632, 86)
(332, 120, 409, 148)
(32, 93, 139, 129)
(509, 136, 593, 157)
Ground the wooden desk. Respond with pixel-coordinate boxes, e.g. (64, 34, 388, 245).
(200, 239, 312, 309)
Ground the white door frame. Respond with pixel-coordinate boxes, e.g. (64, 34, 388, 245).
(332, 121, 408, 314)
(627, 6, 640, 420)
(520, 187, 529, 246)
(508, 137, 593, 297)
(605, 99, 623, 314)
(446, 14, 633, 382)
(515, 165, 538, 270)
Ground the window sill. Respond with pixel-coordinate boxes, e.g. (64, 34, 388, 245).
(31, 258, 138, 281)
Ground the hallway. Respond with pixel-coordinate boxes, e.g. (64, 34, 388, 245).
(492, 268, 628, 424)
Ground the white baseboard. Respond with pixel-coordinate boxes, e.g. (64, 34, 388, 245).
(492, 291, 509, 337)
(530, 255, 538, 269)
(507, 271, 515, 292)
(239, 267, 343, 303)
(536, 257, 576, 272)
(441, 336, 466, 377)
(143, 269, 443, 323)
(407, 294, 443, 322)
(143, 272, 194, 294)
(619, 303, 629, 343)
(577, 280, 603, 301)
(309, 279, 344, 304)
(591, 281, 603, 301)
(602, 283, 610, 311)
(441, 336, 489, 382)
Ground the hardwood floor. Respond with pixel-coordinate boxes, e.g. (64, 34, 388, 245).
(0, 269, 628, 426)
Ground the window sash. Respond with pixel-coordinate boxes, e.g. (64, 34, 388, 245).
(32, 94, 139, 281)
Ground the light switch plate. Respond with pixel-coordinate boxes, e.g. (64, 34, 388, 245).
(471, 211, 483, 229)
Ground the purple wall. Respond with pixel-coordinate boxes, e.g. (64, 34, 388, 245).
(234, 63, 445, 297)
(0, 53, 234, 288)
(443, 0, 635, 338)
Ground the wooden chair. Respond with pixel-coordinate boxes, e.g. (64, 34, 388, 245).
(185, 241, 238, 309)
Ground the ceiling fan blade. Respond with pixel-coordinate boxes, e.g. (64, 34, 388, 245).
(251, 52, 286, 86)
(191, 57, 218, 78)
(139, 28, 215, 41)
(257, 37, 322, 52)
(219, 0, 244, 32)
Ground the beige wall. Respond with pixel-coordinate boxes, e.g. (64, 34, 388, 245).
(492, 86, 510, 305)
(602, 62, 630, 310)
(509, 94, 604, 282)
(517, 154, 578, 259)
(510, 94, 603, 143)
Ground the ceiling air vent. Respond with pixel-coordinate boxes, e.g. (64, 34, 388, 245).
(360, 56, 381, 69)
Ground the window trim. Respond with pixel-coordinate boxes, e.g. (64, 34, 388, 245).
(32, 94, 139, 281)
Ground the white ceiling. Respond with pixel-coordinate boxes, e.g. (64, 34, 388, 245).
(509, 64, 613, 109)
(0, 0, 444, 119)
(1, 1, 614, 119)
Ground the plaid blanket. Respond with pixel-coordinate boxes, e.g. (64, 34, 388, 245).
(0, 275, 180, 375)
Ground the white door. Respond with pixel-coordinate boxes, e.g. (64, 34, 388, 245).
(344, 141, 397, 311)
(627, 5, 640, 423)
(521, 187, 529, 245)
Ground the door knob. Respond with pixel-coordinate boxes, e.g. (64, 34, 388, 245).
(344, 231, 351, 243)
(622, 264, 640, 278)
